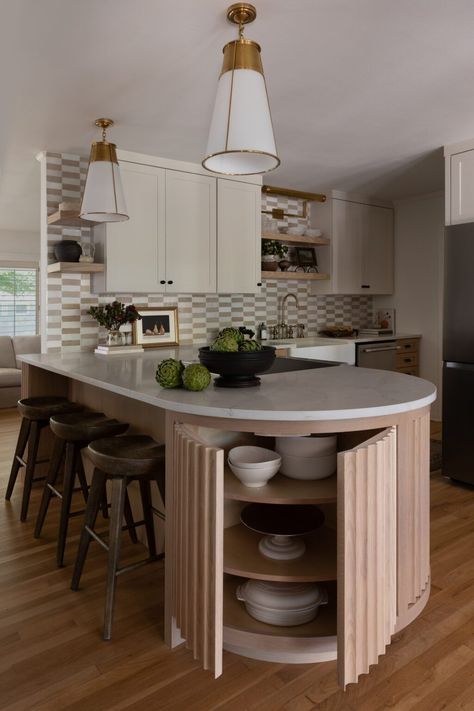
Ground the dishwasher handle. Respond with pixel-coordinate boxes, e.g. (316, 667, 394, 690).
(360, 345, 401, 354)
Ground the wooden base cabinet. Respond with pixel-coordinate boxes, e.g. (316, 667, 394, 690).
(167, 411, 430, 688)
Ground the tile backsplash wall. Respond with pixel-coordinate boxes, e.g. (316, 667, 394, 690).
(43, 152, 372, 352)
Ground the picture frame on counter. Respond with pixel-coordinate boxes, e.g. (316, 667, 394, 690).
(132, 307, 179, 348)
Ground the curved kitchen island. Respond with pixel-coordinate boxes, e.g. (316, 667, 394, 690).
(19, 350, 436, 688)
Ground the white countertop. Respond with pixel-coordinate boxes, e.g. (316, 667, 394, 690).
(265, 333, 421, 348)
(19, 349, 436, 422)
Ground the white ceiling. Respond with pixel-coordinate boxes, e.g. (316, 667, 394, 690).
(1, 0, 474, 232)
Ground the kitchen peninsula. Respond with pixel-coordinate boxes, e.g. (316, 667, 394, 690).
(19, 350, 436, 688)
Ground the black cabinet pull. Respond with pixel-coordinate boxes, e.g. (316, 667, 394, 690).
(257, 282, 262, 287)
(160, 280, 166, 285)
(167, 280, 173, 285)
(361, 284, 370, 288)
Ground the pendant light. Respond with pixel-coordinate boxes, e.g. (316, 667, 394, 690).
(202, 3, 279, 176)
(80, 118, 129, 222)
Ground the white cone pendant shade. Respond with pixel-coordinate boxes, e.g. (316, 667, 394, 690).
(203, 6, 279, 176)
(80, 119, 129, 223)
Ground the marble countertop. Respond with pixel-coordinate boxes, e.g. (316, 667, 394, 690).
(19, 349, 436, 422)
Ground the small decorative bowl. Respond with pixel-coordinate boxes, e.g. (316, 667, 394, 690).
(287, 225, 306, 236)
(305, 228, 322, 238)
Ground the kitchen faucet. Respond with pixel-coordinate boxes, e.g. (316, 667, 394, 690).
(276, 292, 302, 339)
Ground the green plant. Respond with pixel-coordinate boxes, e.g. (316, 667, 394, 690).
(262, 239, 288, 259)
(88, 301, 142, 331)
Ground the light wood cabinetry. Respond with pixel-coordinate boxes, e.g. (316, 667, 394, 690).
(396, 337, 420, 376)
(92, 151, 261, 295)
(444, 139, 474, 225)
(311, 193, 394, 295)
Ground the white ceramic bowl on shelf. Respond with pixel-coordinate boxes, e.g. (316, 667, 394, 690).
(286, 225, 306, 236)
(275, 435, 337, 458)
(236, 580, 328, 626)
(228, 446, 281, 487)
(304, 228, 322, 238)
(279, 451, 336, 480)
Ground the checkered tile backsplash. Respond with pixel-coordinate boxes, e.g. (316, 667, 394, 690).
(44, 152, 373, 352)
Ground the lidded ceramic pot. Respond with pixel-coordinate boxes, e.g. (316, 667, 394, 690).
(236, 580, 328, 626)
(53, 240, 82, 262)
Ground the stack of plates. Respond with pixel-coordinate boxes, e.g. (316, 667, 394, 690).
(275, 435, 337, 480)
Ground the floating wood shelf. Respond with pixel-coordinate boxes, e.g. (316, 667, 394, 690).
(47, 262, 105, 274)
(224, 469, 337, 505)
(48, 209, 97, 228)
(262, 232, 330, 246)
(261, 271, 329, 281)
(224, 524, 337, 582)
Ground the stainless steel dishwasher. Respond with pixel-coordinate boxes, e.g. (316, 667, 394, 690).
(356, 340, 399, 370)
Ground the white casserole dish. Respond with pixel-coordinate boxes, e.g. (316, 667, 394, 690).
(236, 580, 328, 626)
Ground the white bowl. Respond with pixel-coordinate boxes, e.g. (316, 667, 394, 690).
(228, 446, 281, 487)
(280, 451, 336, 480)
(275, 435, 337, 458)
(228, 458, 280, 487)
(304, 228, 322, 238)
(287, 225, 306, 236)
(236, 580, 328, 626)
(228, 446, 281, 466)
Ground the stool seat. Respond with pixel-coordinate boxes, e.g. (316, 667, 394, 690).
(88, 435, 165, 478)
(50, 412, 128, 442)
(17, 396, 82, 421)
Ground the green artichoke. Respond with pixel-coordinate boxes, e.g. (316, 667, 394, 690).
(156, 358, 185, 388)
(210, 334, 239, 352)
(182, 364, 211, 391)
(239, 339, 263, 352)
(218, 327, 244, 344)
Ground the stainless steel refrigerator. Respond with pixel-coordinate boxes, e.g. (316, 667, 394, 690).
(443, 223, 474, 484)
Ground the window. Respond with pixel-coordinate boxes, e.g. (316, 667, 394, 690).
(0, 266, 38, 336)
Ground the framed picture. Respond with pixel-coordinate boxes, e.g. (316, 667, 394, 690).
(296, 246, 318, 269)
(132, 307, 179, 348)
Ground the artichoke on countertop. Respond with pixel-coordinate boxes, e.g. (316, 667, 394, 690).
(239, 339, 262, 352)
(156, 358, 185, 388)
(210, 333, 240, 352)
(182, 364, 211, 391)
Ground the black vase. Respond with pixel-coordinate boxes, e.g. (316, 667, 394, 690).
(53, 240, 82, 262)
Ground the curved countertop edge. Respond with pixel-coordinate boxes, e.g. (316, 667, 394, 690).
(19, 352, 437, 422)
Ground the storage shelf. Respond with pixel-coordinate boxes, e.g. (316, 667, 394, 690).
(261, 271, 329, 281)
(47, 262, 105, 274)
(48, 209, 97, 227)
(224, 468, 337, 505)
(262, 231, 330, 246)
(224, 523, 337, 582)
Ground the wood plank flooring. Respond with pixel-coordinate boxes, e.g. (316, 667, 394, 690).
(1, 409, 473, 710)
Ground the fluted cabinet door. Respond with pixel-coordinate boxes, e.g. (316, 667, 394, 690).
(172, 424, 224, 677)
(337, 426, 397, 688)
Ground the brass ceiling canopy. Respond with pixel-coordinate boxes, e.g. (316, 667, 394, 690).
(226, 3, 257, 26)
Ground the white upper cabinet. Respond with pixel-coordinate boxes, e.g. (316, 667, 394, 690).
(217, 179, 261, 294)
(311, 194, 394, 295)
(92, 151, 261, 295)
(445, 142, 474, 225)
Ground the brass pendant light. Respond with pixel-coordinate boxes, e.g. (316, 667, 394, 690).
(202, 3, 279, 176)
(80, 118, 129, 223)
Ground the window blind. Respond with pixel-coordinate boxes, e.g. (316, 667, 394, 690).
(0, 267, 38, 336)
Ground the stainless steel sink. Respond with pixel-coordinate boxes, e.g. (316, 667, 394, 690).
(262, 356, 340, 374)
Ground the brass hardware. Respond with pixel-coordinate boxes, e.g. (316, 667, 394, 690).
(90, 118, 118, 163)
(221, 39, 263, 75)
(261, 185, 327, 220)
(227, 3, 257, 26)
(203, 149, 280, 176)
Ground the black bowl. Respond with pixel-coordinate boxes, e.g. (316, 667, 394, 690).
(199, 346, 276, 387)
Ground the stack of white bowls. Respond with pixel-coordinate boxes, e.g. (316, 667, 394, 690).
(275, 435, 337, 480)
(228, 446, 281, 488)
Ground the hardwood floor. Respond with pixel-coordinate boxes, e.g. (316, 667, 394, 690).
(1, 409, 473, 710)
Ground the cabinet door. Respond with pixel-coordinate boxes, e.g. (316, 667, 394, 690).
(451, 150, 474, 224)
(332, 200, 363, 293)
(217, 179, 261, 294)
(101, 162, 165, 293)
(361, 205, 394, 294)
(337, 427, 397, 688)
(172, 424, 224, 677)
(165, 171, 217, 293)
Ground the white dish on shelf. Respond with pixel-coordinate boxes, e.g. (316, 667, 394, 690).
(305, 228, 322, 238)
(236, 580, 328, 626)
(279, 451, 336, 480)
(275, 435, 337, 458)
(286, 225, 306, 236)
(228, 446, 281, 487)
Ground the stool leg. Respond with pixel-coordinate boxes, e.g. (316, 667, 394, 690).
(104, 477, 127, 641)
(34, 436, 65, 539)
(124, 491, 138, 544)
(75, 448, 89, 503)
(20, 421, 41, 522)
(56, 442, 76, 567)
(71, 469, 106, 591)
(139, 479, 157, 558)
(5, 417, 31, 501)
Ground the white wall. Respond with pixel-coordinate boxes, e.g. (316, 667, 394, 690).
(0, 229, 40, 263)
(375, 192, 444, 420)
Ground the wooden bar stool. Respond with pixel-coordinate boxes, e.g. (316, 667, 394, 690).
(34, 411, 131, 567)
(71, 435, 165, 640)
(5, 396, 82, 521)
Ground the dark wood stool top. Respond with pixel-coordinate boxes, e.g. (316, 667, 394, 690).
(17, 396, 82, 421)
(88, 435, 165, 478)
(49, 411, 129, 442)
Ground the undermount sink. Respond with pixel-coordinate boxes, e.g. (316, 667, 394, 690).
(262, 356, 340, 374)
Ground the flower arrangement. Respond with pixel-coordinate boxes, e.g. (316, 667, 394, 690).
(262, 239, 289, 259)
(88, 301, 142, 331)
